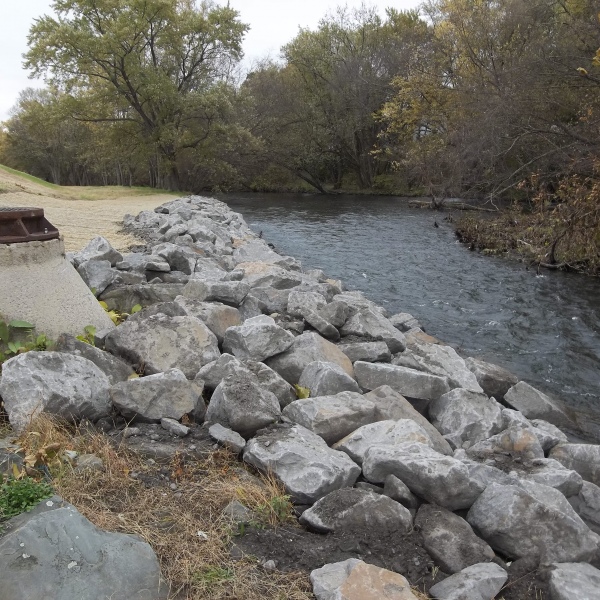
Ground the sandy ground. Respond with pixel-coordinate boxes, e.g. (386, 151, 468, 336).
(0, 167, 179, 252)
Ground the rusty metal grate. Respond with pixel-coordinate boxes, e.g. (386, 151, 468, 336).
(0, 207, 59, 244)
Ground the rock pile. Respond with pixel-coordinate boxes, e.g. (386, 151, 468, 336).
(1, 194, 599, 599)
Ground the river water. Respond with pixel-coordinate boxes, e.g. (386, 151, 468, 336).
(222, 193, 600, 440)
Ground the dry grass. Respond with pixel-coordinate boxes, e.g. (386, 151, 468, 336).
(12, 416, 312, 600)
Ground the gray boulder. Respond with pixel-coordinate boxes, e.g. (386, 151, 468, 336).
(531, 419, 568, 451)
(243, 424, 360, 504)
(233, 239, 300, 270)
(0, 352, 111, 431)
(317, 300, 350, 328)
(303, 309, 340, 341)
(310, 559, 417, 600)
(550, 444, 600, 487)
(205, 370, 281, 438)
(104, 314, 220, 378)
(363, 386, 453, 455)
(54, 334, 135, 385)
(504, 381, 573, 428)
(152, 242, 197, 274)
(110, 368, 205, 423)
(298, 361, 360, 397)
(99, 283, 185, 313)
(175, 297, 241, 343)
(466, 482, 598, 563)
(283, 391, 376, 445)
(383, 475, 420, 509)
(467, 424, 545, 460)
(428, 388, 504, 449)
(389, 312, 420, 332)
(195, 353, 244, 391)
(464, 357, 518, 399)
(265, 332, 354, 384)
(182, 279, 250, 307)
(354, 362, 450, 404)
(222, 315, 294, 361)
(428, 563, 508, 600)
(160, 418, 189, 437)
(333, 419, 433, 466)
(569, 481, 600, 534)
(77, 260, 116, 296)
(287, 290, 327, 318)
(0, 496, 167, 600)
(363, 442, 484, 510)
(299, 488, 412, 534)
(244, 287, 292, 314)
(340, 308, 406, 353)
(548, 562, 600, 600)
(239, 262, 303, 289)
(244, 360, 297, 407)
(337, 341, 391, 363)
(521, 458, 583, 497)
(74, 236, 123, 266)
(208, 423, 246, 453)
(415, 504, 495, 574)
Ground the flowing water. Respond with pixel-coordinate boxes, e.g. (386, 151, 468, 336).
(222, 193, 600, 440)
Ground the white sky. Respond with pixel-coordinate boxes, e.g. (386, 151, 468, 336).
(0, 0, 421, 120)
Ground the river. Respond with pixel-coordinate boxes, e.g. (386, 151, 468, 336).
(221, 193, 600, 441)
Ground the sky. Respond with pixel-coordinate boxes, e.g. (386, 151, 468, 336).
(0, 0, 421, 120)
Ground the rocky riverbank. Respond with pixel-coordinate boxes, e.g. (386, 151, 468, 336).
(1, 195, 600, 600)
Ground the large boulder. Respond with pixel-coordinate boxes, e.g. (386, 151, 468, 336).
(205, 370, 281, 438)
(548, 562, 600, 600)
(77, 260, 117, 296)
(402, 340, 483, 393)
(354, 362, 450, 405)
(337, 341, 391, 363)
(428, 388, 504, 449)
(520, 458, 583, 497)
(195, 353, 243, 390)
(287, 290, 327, 318)
(569, 481, 600, 534)
(310, 559, 419, 600)
(175, 297, 241, 343)
(466, 482, 598, 563)
(340, 308, 406, 353)
(504, 381, 573, 428)
(298, 361, 360, 397)
(182, 279, 250, 307)
(244, 360, 297, 407)
(110, 368, 205, 423)
(363, 386, 452, 455)
(0, 496, 167, 600)
(222, 315, 294, 361)
(73, 236, 123, 266)
(282, 392, 376, 445)
(550, 443, 600, 487)
(415, 504, 495, 574)
(0, 352, 111, 431)
(466, 424, 545, 461)
(299, 488, 413, 534)
(333, 419, 433, 466)
(99, 283, 185, 313)
(464, 357, 518, 399)
(54, 334, 135, 385)
(104, 314, 220, 378)
(362, 442, 484, 510)
(243, 424, 360, 504)
(239, 262, 304, 290)
(265, 332, 354, 384)
(427, 563, 508, 600)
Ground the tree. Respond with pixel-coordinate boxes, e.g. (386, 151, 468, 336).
(25, 0, 248, 189)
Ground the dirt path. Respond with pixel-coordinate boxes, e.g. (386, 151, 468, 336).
(0, 167, 178, 252)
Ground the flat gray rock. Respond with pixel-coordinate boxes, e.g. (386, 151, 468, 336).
(205, 370, 281, 438)
(504, 381, 573, 429)
(354, 362, 450, 403)
(334, 419, 433, 466)
(208, 423, 246, 453)
(415, 504, 495, 574)
(364, 385, 452, 455)
(77, 259, 116, 296)
(54, 334, 135, 385)
(244, 359, 297, 407)
(340, 308, 406, 353)
(222, 315, 294, 361)
(464, 357, 518, 399)
(570, 481, 600, 534)
(303, 308, 340, 341)
(99, 283, 185, 313)
(110, 368, 205, 423)
(429, 388, 504, 449)
(299, 488, 412, 534)
(467, 424, 545, 460)
(428, 563, 507, 600)
(363, 442, 484, 510)
(550, 443, 600, 487)
(466, 482, 598, 563)
(287, 290, 327, 318)
(195, 353, 244, 390)
(548, 562, 600, 600)
(283, 391, 376, 445)
(383, 474, 420, 509)
(243, 424, 360, 504)
(182, 279, 250, 307)
(104, 314, 220, 378)
(0, 496, 167, 600)
(521, 458, 583, 497)
(0, 352, 111, 431)
(337, 341, 391, 363)
(298, 361, 360, 397)
(73, 236, 123, 266)
(175, 297, 241, 343)
(265, 332, 354, 384)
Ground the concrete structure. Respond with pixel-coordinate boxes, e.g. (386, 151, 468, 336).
(0, 237, 114, 339)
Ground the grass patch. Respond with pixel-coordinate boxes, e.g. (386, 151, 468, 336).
(13, 416, 311, 600)
(0, 163, 61, 190)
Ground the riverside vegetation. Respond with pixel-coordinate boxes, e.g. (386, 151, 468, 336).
(0, 0, 599, 273)
(1, 195, 599, 599)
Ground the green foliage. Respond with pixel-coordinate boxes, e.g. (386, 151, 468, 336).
(0, 477, 54, 521)
(76, 325, 96, 346)
(254, 494, 294, 525)
(0, 318, 50, 367)
(294, 384, 310, 399)
(191, 565, 234, 587)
